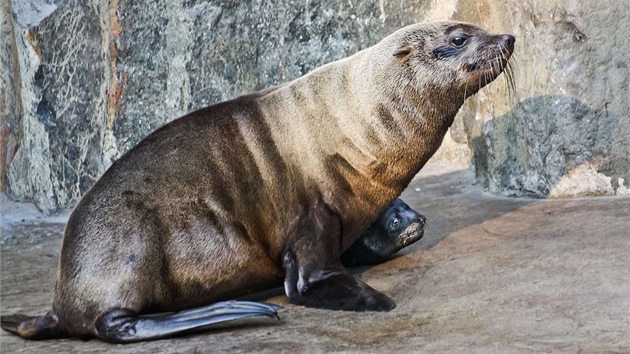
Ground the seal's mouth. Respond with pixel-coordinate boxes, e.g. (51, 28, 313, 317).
(466, 57, 508, 77)
(473, 56, 511, 81)
(465, 34, 515, 91)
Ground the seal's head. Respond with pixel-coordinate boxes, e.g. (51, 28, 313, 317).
(341, 199, 427, 267)
(373, 22, 515, 115)
(428, 22, 515, 94)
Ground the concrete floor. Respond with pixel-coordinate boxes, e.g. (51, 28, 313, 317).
(1, 163, 629, 353)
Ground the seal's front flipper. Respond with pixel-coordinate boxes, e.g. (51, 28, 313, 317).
(282, 203, 397, 312)
(300, 272, 395, 311)
(93, 301, 282, 343)
(283, 251, 395, 312)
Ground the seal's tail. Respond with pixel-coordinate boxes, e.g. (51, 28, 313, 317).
(91, 300, 282, 343)
(1, 312, 68, 340)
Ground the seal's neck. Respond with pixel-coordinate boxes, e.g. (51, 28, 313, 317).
(346, 53, 463, 192)
(370, 93, 458, 187)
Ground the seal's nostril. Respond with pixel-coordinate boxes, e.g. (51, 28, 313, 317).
(504, 34, 516, 48)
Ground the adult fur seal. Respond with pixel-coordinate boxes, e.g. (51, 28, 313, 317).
(1, 21, 514, 343)
(341, 199, 427, 267)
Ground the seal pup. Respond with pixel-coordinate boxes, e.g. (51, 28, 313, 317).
(1, 21, 514, 342)
(341, 199, 427, 267)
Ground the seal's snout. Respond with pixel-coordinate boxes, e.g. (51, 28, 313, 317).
(503, 34, 516, 50)
(502, 34, 516, 54)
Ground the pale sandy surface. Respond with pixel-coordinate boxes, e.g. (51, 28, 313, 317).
(1, 162, 629, 353)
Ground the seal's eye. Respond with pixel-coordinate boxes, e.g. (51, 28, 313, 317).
(451, 36, 468, 47)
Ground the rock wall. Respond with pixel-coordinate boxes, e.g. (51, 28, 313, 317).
(0, 0, 21, 195)
(2, 0, 628, 213)
(453, 0, 630, 198)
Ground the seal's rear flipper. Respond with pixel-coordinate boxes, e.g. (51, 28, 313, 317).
(94, 301, 282, 343)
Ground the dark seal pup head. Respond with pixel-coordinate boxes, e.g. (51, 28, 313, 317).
(341, 199, 427, 267)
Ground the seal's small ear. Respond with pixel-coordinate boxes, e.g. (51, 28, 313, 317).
(393, 45, 413, 59)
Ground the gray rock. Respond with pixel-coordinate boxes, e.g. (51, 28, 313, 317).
(113, 0, 427, 153)
(0, 0, 21, 192)
(473, 96, 624, 197)
(2, 0, 629, 212)
(7, 0, 110, 214)
(2, 0, 435, 212)
(452, 0, 630, 198)
(10, 0, 62, 27)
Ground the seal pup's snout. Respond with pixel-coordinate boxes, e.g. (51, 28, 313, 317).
(417, 212, 428, 227)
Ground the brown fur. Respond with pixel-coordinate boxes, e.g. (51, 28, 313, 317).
(2, 21, 514, 341)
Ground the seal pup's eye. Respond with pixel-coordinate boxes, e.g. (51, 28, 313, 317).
(389, 218, 401, 230)
(451, 36, 468, 47)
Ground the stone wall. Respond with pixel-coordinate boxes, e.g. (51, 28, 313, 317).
(0, 0, 21, 198)
(1, 0, 628, 213)
(452, 0, 630, 198)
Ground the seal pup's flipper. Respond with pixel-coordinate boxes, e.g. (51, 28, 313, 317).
(93, 300, 282, 343)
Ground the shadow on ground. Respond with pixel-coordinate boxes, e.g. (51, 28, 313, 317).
(399, 164, 533, 252)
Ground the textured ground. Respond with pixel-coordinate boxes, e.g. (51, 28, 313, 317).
(1, 162, 629, 353)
